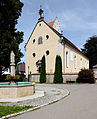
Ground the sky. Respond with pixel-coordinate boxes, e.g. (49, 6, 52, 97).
(16, 0, 97, 62)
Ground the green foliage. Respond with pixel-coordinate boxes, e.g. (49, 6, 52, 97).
(0, 0, 24, 79)
(54, 55, 63, 83)
(0, 105, 32, 118)
(15, 75, 20, 79)
(39, 55, 46, 83)
(81, 35, 97, 68)
(15, 64, 19, 75)
(22, 77, 28, 82)
(76, 69, 95, 83)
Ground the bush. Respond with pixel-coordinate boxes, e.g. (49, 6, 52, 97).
(22, 77, 28, 82)
(76, 69, 95, 83)
(39, 55, 46, 83)
(54, 55, 63, 83)
(6, 75, 20, 80)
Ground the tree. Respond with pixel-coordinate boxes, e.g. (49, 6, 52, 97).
(81, 35, 97, 68)
(54, 55, 63, 83)
(0, 0, 24, 79)
(39, 55, 46, 83)
(15, 64, 19, 75)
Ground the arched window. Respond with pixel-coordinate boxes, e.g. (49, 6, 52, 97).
(80, 58, 82, 69)
(74, 56, 77, 69)
(38, 36, 43, 44)
(85, 61, 86, 68)
(66, 51, 69, 68)
(87, 62, 89, 69)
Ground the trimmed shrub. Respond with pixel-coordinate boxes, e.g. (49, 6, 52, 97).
(77, 69, 95, 83)
(54, 55, 63, 83)
(39, 55, 46, 83)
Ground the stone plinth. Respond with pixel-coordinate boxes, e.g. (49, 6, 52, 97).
(0, 83, 35, 98)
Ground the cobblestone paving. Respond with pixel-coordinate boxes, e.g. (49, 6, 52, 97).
(0, 86, 68, 107)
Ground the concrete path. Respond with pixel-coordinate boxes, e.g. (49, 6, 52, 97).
(11, 84, 97, 119)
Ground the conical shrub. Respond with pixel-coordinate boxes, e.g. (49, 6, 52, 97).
(39, 55, 46, 83)
(54, 55, 63, 83)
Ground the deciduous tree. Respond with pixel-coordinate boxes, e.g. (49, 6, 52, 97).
(81, 35, 97, 68)
(0, 0, 24, 79)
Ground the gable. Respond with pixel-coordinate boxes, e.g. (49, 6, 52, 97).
(25, 20, 60, 49)
(25, 19, 88, 60)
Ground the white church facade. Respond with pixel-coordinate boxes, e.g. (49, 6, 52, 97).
(25, 8, 89, 81)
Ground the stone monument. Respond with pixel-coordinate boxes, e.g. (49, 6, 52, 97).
(10, 51, 15, 75)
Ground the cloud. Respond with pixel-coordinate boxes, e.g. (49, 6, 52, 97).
(58, 10, 97, 31)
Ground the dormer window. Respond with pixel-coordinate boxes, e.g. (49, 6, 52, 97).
(38, 36, 43, 44)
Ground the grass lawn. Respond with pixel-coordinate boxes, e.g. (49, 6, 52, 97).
(0, 105, 32, 118)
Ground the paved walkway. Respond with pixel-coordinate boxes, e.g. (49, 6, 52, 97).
(11, 84, 97, 119)
(0, 86, 68, 107)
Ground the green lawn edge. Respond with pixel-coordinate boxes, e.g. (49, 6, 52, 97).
(0, 105, 33, 118)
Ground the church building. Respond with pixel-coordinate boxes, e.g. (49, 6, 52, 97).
(25, 8, 89, 81)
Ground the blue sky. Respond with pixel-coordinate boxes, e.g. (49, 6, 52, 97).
(17, 0, 97, 62)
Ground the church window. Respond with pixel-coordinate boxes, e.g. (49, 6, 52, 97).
(70, 51, 73, 61)
(66, 51, 69, 68)
(46, 35, 49, 39)
(38, 36, 43, 44)
(74, 56, 77, 69)
(32, 53, 36, 57)
(39, 24, 41, 26)
(46, 50, 50, 55)
(87, 62, 89, 69)
(80, 58, 82, 69)
(32, 39, 35, 43)
(85, 61, 86, 68)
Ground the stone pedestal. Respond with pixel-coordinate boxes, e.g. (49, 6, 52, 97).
(10, 51, 15, 75)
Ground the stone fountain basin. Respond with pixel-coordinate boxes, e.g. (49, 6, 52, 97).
(0, 82, 35, 98)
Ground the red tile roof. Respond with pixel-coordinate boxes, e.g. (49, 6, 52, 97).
(48, 20, 80, 52)
(48, 21, 55, 27)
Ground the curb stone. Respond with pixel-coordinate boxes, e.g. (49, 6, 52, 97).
(0, 89, 69, 119)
